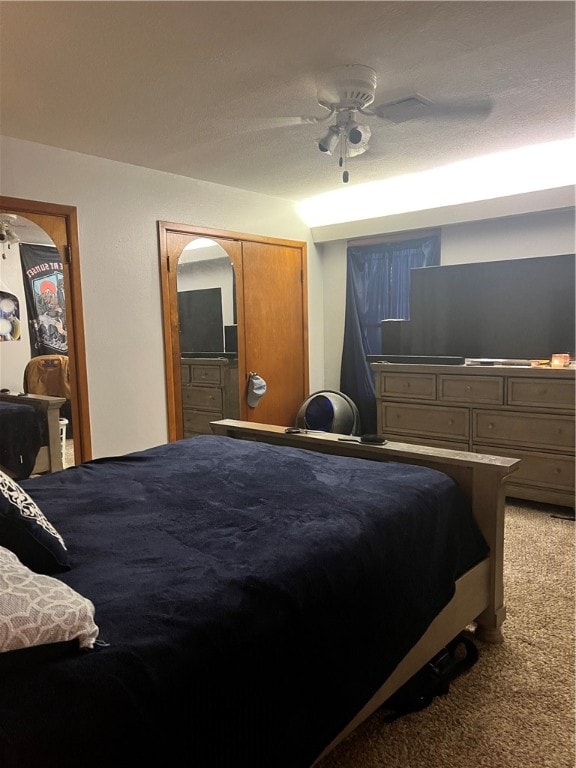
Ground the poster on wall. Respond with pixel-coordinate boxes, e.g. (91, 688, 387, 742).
(0, 290, 21, 341)
(19, 243, 68, 356)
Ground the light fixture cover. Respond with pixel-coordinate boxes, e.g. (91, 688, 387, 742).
(317, 108, 372, 180)
(347, 122, 371, 157)
(318, 126, 340, 155)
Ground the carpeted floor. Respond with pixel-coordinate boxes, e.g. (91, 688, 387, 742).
(317, 500, 575, 768)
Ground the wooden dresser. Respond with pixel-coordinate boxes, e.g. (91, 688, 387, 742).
(180, 357, 239, 437)
(371, 363, 575, 508)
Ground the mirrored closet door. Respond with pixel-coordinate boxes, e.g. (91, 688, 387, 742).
(158, 222, 309, 442)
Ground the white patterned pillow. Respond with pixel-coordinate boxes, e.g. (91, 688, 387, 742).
(0, 468, 70, 574)
(0, 546, 98, 653)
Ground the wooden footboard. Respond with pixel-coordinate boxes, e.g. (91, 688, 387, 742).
(0, 393, 66, 474)
(211, 419, 520, 763)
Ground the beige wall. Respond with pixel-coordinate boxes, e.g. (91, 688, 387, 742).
(1, 136, 572, 454)
(0, 136, 322, 458)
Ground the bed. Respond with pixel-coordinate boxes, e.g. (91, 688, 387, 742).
(0, 393, 65, 477)
(0, 419, 519, 768)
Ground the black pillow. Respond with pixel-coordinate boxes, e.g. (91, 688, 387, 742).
(0, 469, 70, 574)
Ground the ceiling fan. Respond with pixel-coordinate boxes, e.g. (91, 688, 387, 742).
(0, 214, 20, 259)
(280, 64, 493, 183)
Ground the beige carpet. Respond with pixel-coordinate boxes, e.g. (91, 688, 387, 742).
(317, 501, 575, 768)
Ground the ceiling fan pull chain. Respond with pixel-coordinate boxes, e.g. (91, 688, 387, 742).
(340, 134, 349, 183)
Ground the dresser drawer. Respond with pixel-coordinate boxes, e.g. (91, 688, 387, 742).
(379, 373, 436, 400)
(183, 409, 222, 435)
(190, 365, 222, 385)
(473, 410, 575, 452)
(475, 445, 575, 493)
(182, 385, 223, 411)
(380, 403, 469, 440)
(507, 377, 575, 410)
(438, 375, 504, 405)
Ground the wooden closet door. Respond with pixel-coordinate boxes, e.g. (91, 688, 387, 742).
(159, 222, 309, 440)
(241, 241, 307, 427)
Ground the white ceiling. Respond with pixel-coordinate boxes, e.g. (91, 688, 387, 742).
(0, 1, 574, 203)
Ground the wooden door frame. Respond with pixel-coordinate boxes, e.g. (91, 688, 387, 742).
(0, 196, 91, 463)
(158, 221, 309, 442)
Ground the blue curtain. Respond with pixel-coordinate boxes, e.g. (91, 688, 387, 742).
(340, 236, 440, 433)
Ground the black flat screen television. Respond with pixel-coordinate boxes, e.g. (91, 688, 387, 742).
(177, 287, 224, 354)
(403, 254, 575, 360)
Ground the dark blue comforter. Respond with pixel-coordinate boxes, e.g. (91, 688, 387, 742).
(1, 435, 488, 768)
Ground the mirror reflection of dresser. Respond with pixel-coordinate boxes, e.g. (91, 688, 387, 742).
(177, 238, 240, 437)
(180, 356, 239, 437)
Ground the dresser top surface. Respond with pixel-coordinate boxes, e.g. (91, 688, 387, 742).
(370, 362, 575, 379)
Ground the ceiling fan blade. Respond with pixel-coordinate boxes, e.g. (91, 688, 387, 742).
(246, 116, 317, 129)
(225, 113, 334, 134)
(369, 95, 493, 124)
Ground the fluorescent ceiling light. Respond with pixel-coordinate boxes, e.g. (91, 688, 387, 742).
(296, 139, 576, 228)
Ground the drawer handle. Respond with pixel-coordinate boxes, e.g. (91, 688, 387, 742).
(465, 385, 471, 392)
(487, 423, 494, 430)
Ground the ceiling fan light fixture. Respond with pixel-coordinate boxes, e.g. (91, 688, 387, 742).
(0, 215, 20, 245)
(346, 120, 371, 148)
(318, 126, 341, 155)
(347, 142, 369, 159)
(318, 112, 372, 179)
(0, 215, 20, 260)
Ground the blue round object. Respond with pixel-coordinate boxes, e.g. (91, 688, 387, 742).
(303, 394, 335, 431)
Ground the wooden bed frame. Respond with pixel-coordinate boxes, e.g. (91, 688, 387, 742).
(0, 392, 65, 475)
(211, 419, 520, 765)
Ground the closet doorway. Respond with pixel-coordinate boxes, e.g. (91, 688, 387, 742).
(158, 222, 309, 441)
(0, 196, 91, 465)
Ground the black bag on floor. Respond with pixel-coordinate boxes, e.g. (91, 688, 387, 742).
(382, 632, 479, 722)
